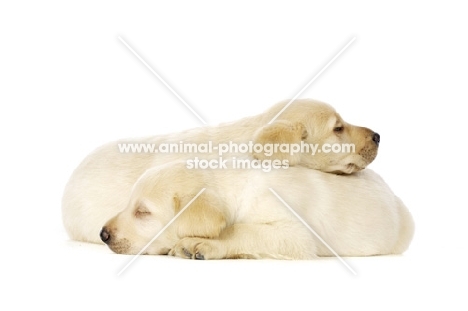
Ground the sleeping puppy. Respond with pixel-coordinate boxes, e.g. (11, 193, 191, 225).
(100, 161, 414, 259)
(62, 99, 380, 244)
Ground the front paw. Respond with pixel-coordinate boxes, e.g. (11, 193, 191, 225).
(169, 237, 220, 260)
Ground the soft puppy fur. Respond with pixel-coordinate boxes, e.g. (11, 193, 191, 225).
(62, 99, 380, 244)
(101, 161, 414, 259)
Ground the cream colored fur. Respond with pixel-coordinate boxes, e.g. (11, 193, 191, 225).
(62, 99, 379, 244)
(102, 162, 414, 259)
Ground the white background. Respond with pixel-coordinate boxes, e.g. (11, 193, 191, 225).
(1, 1, 467, 310)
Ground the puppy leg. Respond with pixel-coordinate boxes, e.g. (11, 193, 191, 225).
(170, 222, 317, 260)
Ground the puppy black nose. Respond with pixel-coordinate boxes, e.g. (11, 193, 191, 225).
(100, 227, 110, 243)
(372, 132, 380, 145)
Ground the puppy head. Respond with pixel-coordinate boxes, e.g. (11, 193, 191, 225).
(100, 163, 226, 255)
(254, 99, 379, 174)
(100, 178, 177, 255)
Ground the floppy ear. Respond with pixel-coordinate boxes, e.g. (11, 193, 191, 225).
(252, 120, 307, 166)
(173, 191, 227, 239)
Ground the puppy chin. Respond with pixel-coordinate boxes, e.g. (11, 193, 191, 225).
(344, 163, 364, 174)
(107, 238, 133, 254)
(326, 163, 364, 175)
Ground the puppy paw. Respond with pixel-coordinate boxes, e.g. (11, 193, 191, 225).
(169, 237, 222, 260)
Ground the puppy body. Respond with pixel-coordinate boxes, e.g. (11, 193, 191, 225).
(102, 162, 414, 259)
(62, 99, 379, 243)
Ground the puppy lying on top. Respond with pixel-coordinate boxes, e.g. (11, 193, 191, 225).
(100, 161, 414, 259)
(62, 99, 381, 244)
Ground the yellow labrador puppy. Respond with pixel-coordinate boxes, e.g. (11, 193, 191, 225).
(101, 161, 414, 259)
(62, 99, 380, 244)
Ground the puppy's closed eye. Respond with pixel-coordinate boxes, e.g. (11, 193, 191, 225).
(134, 203, 151, 218)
